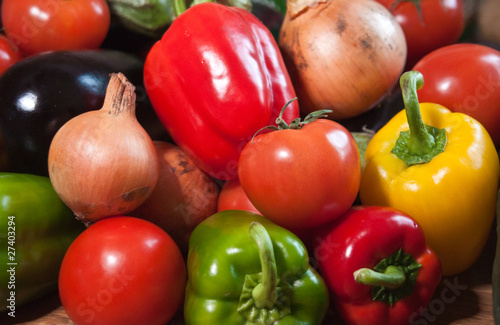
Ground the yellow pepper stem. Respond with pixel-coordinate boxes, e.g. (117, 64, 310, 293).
(401, 71, 436, 155)
(391, 71, 447, 166)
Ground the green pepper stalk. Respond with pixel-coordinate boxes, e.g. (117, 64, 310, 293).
(353, 248, 422, 306)
(354, 266, 406, 289)
(237, 222, 293, 323)
(248, 222, 278, 308)
(391, 71, 447, 166)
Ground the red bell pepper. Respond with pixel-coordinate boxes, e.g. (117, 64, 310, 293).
(313, 206, 441, 325)
(143, 2, 299, 180)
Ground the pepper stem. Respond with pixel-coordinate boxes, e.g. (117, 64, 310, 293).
(353, 265, 406, 289)
(352, 248, 422, 306)
(173, 0, 187, 16)
(401, 71, 436, 156)
(249, 222, 278, 309)
(391, 71, 447, 166)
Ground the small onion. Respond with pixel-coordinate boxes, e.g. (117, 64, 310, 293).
(279, 0, 407, 120)
(48, 72, 160, 225)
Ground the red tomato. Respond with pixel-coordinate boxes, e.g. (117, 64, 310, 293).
(0, 34, 22, 75)
(59, 216, 186, 325)
(217, 178, 261, 214)
(217, 178, 316, 248)
(1, 0, 111, 56)
(238, 118, 361, 229)
(376, 0, 464, 68)
(413, 43, 500, 146)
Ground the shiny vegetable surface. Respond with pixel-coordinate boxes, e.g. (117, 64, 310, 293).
(107, 0, 252, 38)
(0, 50, 167, 176)
(144, 2, 299, 180)
(359, 71, 500, 275)
(313, 206, 441, 325)
(0, 34, 21, 76)
(216, 179, 316, 248)
(185, 210, 329, 324)
(279, 0, 407, 119)
(217, 178, 261, 214)
(1, 0, 111, 56)
(0, 173, 84, 313)
(412, 43, 500, 146)
(376, 0, 464, 68)
(238, 105, 361, 229)
(59, 216, 186, 325)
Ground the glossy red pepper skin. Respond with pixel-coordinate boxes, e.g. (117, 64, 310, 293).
(313, 206, 441, 325)
(144, 2, 299, 180)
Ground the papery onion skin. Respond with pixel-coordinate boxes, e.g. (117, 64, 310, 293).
(48, 73, 160, 225)
(279, 0, 407, 120)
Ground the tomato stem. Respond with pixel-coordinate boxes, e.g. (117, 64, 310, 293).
(250, 98, 332, 142)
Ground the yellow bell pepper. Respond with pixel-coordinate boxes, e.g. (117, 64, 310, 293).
(359, 71, 500, 276)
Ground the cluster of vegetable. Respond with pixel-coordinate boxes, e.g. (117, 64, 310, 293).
(1, 0, 500, 324)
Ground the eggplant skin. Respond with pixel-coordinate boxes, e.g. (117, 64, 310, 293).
(0, 50, 169, 176)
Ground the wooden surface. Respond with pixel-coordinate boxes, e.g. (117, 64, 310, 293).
(0, 226, 496, 325)
(0, 1, 496, 324)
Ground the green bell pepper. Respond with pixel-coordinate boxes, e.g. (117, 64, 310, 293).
(0, 173, 84, 314)
(185, 210, 329, 324)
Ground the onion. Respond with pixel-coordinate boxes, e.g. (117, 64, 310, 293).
(48, 72, 160, 225)
(131, 141, 219, 255)
(279, 0, 407, 120)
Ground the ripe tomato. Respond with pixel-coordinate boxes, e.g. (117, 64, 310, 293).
(238, 118, 361, 229)
(413, 43, 500, 146)
(217, 178, 261, 214)
(1, 0, 111, 56)
(217, 177, 316, 247)
(376, 0, 464, 68)
(59, 216, 186, 325)
(0, 34, 22, 75)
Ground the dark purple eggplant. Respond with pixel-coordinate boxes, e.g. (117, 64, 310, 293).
(0, 50, 170, 176)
